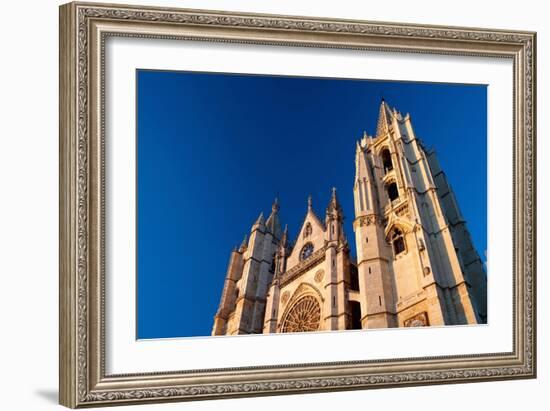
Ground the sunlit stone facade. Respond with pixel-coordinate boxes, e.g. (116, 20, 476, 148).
(212, 101, 487, 336)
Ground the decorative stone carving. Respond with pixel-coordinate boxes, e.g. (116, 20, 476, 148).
(404, 312, 429, 327)
(314, 269, 324, 283)
(279, 246, 326, 286)
(281, 296, 321, 333)
(395, 202, 409, 217)
(281, 291, 290, 305)
(355, 215, 377, 228)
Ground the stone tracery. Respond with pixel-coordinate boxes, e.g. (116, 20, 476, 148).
(281, 295, 321, 333)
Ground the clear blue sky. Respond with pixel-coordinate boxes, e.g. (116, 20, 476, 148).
(136, 70, 487, 339)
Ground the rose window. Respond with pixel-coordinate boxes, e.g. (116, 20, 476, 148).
(281, 296, 321, 333)
(300, 243, 314, 260)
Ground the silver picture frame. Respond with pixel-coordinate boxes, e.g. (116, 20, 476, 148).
(59, 2, 536, 407)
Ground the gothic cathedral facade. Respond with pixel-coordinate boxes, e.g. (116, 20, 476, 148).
(212, 101, 487, 336)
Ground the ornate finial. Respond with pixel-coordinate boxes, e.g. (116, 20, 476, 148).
(272, 196, 280, 212)
(280, 224, 289, 247)
(307, 195, 312, 210)
(330, 186, 338, 206)
(363, 130, 368, 138)
(327, 186, 342, 214)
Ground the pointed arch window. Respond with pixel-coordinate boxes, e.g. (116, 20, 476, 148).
(349, 265, 360, 291)
(386, 181, 399, 202)
(381, 148, 393, 174)
(303, 222, 312, 238)
(348, 301, 362, 330)
(391, 228, 406, 256)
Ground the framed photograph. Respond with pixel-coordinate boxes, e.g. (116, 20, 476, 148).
(59, 1, 536, 408)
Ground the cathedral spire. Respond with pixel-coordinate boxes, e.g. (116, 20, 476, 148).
(331, 186, 338, 202)
(327, 187, 342, 214)
(325, 187, 345, 245)
(272, 197, 279, 212)
(376, 98, 393, 137)
(266, 197, 282, 239)
(307, 195, 312, 211)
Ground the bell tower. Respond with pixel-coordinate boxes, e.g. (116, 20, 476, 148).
(212, 199, 282, 335)
(353, 128, 398, 328)
(352, 100, 485, 328)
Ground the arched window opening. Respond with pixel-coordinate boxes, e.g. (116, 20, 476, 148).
(349, 301, 362, 330)
(303, 222, 312, 238)
(349, 265, 360, 292)
(391, 228, 406, 256)
(300, 242, 314, 261)
(381, 149, 393, 174)
(386, 182, 399, 202)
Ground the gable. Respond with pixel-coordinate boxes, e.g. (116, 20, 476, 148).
(285, 210, 326, 270)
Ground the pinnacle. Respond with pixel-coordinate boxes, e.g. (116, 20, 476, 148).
(327, 186, 342, 214)
(280, 224, 289, 247)
(330, 186, 340, 205)
(255, 212, 265, 225)
(266, 197, 282, 238)
(376, 98, 393, 137)
(272, 196, 280, 212)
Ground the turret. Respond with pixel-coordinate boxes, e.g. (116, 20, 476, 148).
(212, 235, 247, 335)
(274, 224, 290, 275)
(353, 141, 379, 217)
(325, 187, 345, 245)
(322, 187, 350, 330)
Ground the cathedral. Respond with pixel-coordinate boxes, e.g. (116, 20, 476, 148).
(212, 100, 487, 336)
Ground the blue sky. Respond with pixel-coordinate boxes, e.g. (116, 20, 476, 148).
(136, 70, 487, 339)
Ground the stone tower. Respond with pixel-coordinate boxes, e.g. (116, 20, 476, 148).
(212, 199, 282, 335)
(352, 100, 486, 328)
(212, 100, 487, 336)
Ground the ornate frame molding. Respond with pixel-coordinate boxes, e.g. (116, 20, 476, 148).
(59, 2, 536, 408)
